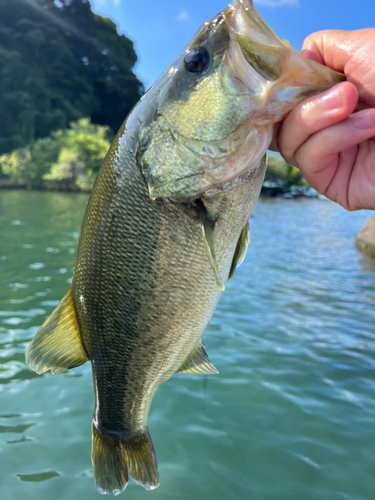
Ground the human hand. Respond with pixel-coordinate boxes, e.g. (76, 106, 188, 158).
(270, 29, 375, 211)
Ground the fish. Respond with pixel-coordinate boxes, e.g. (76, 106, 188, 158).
(25, 0, 344, 495)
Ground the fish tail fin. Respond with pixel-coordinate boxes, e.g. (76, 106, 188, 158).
(26, 287, 88, 375)
(92, 422, 160, 495)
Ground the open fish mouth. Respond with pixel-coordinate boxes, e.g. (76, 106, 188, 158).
(225, 0, 345, 114)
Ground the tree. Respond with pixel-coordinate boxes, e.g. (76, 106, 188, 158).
(44, 118, 111, 190)
(0, 118, 112, 190)
(264, 154, 309, 195)
(0, 136, 59, 188)
(0, 0, 143, 154)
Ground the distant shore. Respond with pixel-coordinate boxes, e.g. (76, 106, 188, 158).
(0, 180, 312, 198)
(0, 179, 85, 192)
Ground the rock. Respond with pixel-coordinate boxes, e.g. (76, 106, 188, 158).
(355, 216, 375, 254)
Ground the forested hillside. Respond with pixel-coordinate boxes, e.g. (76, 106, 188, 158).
(0, 0, 309, 194)
(0, 0, 143, 154)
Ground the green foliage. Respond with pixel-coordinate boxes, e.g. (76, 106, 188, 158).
(45, 118, 111, 190)
(0, 136, 59, 188)
(0, 0, 143, 154)
(0, 149, 33, 188)
(265, 154, 309, 193)
(0, 118, 111, 190)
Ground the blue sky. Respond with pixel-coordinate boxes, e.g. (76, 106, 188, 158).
(90, 0, 375, 89)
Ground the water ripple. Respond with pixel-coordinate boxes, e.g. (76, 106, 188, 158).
(0, 193, 374, 500)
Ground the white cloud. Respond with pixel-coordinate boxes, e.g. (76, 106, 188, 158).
(176, 10, 193, 23)
(254, 0, 299, 7)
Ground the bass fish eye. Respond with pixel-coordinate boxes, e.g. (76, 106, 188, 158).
(184, 46, 210, 73)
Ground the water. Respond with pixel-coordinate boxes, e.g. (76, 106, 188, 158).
(0, 190, 374, 500)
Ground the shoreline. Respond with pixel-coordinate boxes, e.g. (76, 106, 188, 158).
(0, 182, 312, 198)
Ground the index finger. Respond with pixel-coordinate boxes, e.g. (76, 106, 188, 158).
(274, 82, 358, 166)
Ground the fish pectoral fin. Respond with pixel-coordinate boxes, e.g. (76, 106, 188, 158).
(198, 204, 225, 292)
(92, 423, 159, 495)
(177, 342, 219, 375)
(228, 221, 250, 281)
(25, 287, 89, 375)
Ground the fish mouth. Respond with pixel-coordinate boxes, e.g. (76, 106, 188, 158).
(225, 0, 291, 82)
(224, 0, 345, 118)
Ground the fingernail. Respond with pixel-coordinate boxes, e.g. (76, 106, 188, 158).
(352, 110, 375, 129)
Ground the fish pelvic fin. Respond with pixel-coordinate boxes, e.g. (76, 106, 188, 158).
(228, 221, 250, 281)
(25, 287, 88, 375)
(177, 341, 219, 375)
(92, 423, 160, 495)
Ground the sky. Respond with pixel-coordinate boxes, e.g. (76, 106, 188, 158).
(89, 0, 375, 89)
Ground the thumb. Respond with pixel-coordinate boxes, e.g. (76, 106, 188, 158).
(301, 30, 353, 73)
(301, 29, 375, 108)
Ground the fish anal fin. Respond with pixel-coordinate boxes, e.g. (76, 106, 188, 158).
(177, 342, 219, 375)
(228, 222, 250, 281)
(92, 423, 159, 495)
(25, 288, 88, 375)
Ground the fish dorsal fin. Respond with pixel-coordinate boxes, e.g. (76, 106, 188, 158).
(26, 288, 89, 375)
(228, 222, 250, 281)
(177, 342, 219, 375)
(197, 203, 225, 292)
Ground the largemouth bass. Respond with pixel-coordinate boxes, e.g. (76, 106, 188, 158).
(26, 0, 344, 495)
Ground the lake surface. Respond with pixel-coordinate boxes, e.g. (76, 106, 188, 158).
(0, 190, 374, 500)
